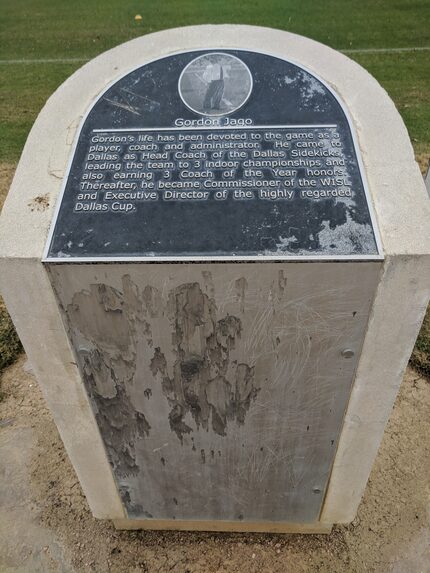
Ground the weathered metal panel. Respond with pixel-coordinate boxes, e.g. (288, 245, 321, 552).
(44, 49, 381, 262)
(48, 261, 380, 523)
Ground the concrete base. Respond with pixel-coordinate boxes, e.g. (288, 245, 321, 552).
(0, 25, 429, 531)
(113, 518, 333, 534)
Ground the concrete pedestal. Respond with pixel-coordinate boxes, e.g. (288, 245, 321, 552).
(0, 26, 429, 532)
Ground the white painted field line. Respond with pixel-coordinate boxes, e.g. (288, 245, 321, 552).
(0, 57, 89, 64)
(341, 46, 430, 54)
(0, 46, 429, 64)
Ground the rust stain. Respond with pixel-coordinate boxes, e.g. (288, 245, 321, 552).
(278, 270, 288, 298)
(150, 282, 259, 441)
(201, 270, 215, 297)
(66, 277, 156, 484)
(235, 277, 248, 313)
(28, 193, 50, 212)
(62, 277, 258, 513)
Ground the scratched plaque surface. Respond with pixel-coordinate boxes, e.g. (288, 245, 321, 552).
(49, 262, 381, 523)
(44, 50, 381, 261)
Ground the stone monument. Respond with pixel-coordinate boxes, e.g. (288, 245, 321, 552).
(0, 26, 429, 533)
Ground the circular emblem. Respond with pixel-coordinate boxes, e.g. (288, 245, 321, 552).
(179, 52, 253, 117)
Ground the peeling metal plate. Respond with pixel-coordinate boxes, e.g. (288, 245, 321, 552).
(49, 262, 381, 523)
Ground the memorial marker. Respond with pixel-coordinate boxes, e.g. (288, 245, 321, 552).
(0, 26, 429, 533)
(44, 49, 381, 261)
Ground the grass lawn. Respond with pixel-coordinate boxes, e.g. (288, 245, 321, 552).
(0, 0, 429, 374)
(1, 0, 430, 60)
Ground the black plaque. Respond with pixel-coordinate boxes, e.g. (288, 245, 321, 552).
(44, 50, 381, 260)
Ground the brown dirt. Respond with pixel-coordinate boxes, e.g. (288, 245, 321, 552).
(416, 153, 429, 176)
(0, 356, 429, 573)
(0, 162, 15, 212)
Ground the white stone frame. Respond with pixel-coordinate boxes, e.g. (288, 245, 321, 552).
(0, 26, 429, 529)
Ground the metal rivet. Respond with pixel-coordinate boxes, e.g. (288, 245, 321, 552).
(312, 487, 321, 494)
(341, 348, 355, 358)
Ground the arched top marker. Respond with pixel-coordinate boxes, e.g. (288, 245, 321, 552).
(44, 49, 382, 261)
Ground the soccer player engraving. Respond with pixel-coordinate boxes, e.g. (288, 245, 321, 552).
(179, 53, 253, 116)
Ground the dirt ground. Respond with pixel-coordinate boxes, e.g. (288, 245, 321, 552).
(0, 163, 15, 209)
(0, 356, 428, 573)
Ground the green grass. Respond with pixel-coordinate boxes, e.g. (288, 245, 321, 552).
(1, 0, 429, 60)
(0, 63, 79, 161)
(0, 299, 22, 376)
(351, 52, 430, 158)
(411, 307, 430, 378)
(0, 0, 429, 374)
(1, 1, 429, 163)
